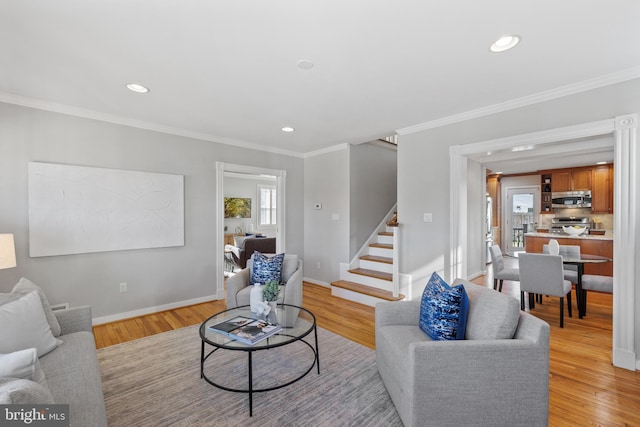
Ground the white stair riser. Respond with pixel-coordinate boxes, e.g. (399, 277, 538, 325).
(344, 272, 393, 290)
(369, 246, 393, 257)
(359, 259, 393, 274)
(331, 287, 385, 307)
(377, 235, 393, 245)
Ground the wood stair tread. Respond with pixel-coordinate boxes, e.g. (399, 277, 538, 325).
(369, 243, 393, 249)
(360, 255, 393, 264)
(331, 280, 404, 302)
(378, 231, 393, 236)
(348, 268, 392, 281)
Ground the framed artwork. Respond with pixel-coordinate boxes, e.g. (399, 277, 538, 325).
(224, 197, 251, 218)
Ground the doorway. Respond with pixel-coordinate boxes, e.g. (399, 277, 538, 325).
(504, 187, 538, 253)
(215, 162, 287, 299)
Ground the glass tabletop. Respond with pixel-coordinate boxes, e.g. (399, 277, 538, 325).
(199, 304, 315, 350)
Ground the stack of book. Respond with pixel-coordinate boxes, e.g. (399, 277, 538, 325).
(208, 316, 281, 345)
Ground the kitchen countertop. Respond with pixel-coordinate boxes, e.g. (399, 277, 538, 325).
(525, 231, 613, 241)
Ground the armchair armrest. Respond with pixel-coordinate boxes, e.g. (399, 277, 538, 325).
(226, 268, 251, 308)
(54, 305, 93, 334)
(407, 338, 549, 425)
(282, 261, 303, 307)
(375, 300, 420, 328)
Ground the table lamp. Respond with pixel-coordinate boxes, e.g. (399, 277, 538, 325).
(0, 233, 17, 269)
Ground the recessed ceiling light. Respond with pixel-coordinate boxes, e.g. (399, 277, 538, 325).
(126, 83, 150, 93)
(296, 60, 314, 70)
(490, 35, 520, 53)
(281, 127, 295, 133)
(511, 144, 534, 152)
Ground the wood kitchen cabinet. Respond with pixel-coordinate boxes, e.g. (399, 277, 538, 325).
(552, 169, 591, 192)
(591, 164, 613, 213)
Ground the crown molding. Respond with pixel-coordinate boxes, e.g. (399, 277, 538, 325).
(397, 66, 640, 136)
(302, 143, 349, 158)
(0, 92, 305, 159)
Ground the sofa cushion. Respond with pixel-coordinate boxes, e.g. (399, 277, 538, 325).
(12, 277, 62, 337)
(251, 251, 285, 284)
(39, 331, 108, 427)
(0, 291, 62, 357)
(0, 378, 54, 404)
(0, 348, 48, 387)
(458, 280, 521, 340)
(419, 272, 469, 340)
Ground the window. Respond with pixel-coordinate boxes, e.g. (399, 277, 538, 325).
(258, 184, 276, 227)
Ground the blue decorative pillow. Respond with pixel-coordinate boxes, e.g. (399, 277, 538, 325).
(251, 251, 285, 284)
(419, 272, 469, 340)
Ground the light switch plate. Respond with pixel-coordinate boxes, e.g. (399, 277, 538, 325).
(423, 213, 433, 223)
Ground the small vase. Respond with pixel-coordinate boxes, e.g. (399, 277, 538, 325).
(267, 301, 278, 325)
(548, 239, 560, 255)
(250, 283, 263, 314)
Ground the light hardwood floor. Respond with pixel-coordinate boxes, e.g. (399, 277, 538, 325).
(93, 278, 640, 426)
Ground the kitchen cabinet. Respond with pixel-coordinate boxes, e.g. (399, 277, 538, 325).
(552, 169, 591, 192)
(591, 164, 613, 213)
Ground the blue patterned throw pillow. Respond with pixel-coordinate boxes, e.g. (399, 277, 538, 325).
(251, 251, 285, 284)
(419, 272, 469, 340)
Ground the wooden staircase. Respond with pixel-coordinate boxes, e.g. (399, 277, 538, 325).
(331, 214, 406, 306)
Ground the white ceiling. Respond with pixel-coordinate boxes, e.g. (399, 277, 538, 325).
(1, 1, 640, 159)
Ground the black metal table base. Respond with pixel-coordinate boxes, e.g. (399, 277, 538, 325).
(200, 327, 320, 416)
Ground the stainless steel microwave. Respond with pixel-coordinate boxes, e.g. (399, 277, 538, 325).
(551, 190, 592, 208)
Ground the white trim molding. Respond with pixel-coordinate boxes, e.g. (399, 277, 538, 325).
(397, 66, 640, 136)
(612, 114, 637, 370)
(450, 115, 638, 371)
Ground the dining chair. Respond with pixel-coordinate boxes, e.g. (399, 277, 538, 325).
(581, 274, 613, 316)
(518, 253, 572, 328)
(488, 245, 519, 292)
(543, 244, 580, 284)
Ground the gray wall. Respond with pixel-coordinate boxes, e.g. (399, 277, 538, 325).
(397, 78, 640, 359)
(349, 142, 397, 258)
(0, 102, 303, 319)
(303, 147, 350, 284)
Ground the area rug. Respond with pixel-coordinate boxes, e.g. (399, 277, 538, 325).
(97, 325, 402, 427)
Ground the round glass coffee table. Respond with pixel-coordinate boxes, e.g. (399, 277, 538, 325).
(199, 304, 319, 416)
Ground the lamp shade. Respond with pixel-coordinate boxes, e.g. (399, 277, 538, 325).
(0, 234, 17, 269)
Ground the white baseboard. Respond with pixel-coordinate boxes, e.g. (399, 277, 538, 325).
(92, 294, 220, 326)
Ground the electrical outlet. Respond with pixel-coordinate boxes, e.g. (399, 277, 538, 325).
(316, 262, 321, 269)
(119, 282, 127, 293)
(423, 213, 433, 223)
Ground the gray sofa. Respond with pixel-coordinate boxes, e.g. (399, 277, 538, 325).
(376, 278, 550, 427)
(40, 306, 108, 427)
(0, 278, 107, 427)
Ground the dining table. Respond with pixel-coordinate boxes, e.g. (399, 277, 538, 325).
(506, 251, 612, 319)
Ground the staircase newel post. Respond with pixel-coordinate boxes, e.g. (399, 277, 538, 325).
(392, 223, 399, 298)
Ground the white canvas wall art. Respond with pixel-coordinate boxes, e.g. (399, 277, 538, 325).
(28, 162, 184, 257)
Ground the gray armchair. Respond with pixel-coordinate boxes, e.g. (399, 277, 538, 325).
(375, 279, 550, 427)
(226, 253, 302, 327)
